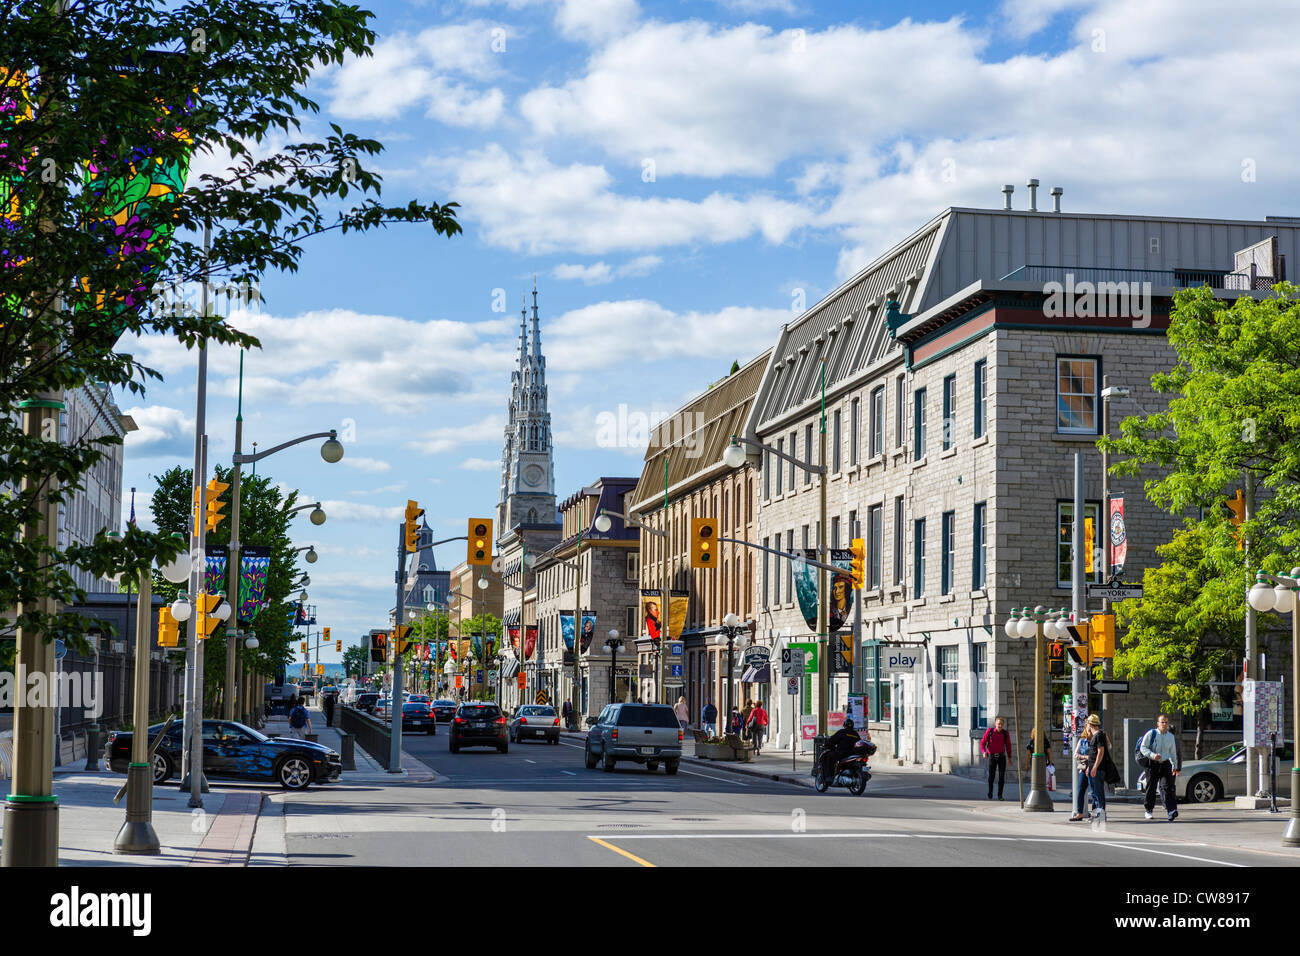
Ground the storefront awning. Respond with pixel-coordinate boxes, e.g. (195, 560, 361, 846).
(740, 663, 771, 684)
(503, 608, 522, 625)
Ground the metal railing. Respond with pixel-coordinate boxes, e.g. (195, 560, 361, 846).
(340, 705, 391, 770)
(1001, 264, 1276, 290)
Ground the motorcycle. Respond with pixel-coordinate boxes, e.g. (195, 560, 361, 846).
(814, 739, 876, 795)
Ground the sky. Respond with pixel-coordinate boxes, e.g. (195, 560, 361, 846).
(116, 0, 1300, 665)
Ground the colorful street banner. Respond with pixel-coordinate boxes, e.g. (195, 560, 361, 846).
(507, 625, 520, 651)
(560, 611, 596, 652)
(793, 549, 855, 633)
(203, 544, 227, 597)
(1109, 497, 1127, 575)
(523, 625, 537, 660)
(471, 633, 498, 660)
(0, 68, 33, 279)
(238, 545, 270, 624)
(640, 590, 688, 641)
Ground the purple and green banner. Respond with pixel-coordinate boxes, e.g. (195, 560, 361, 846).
(238, 545, 270, 624)
(203, 544, 227, 597)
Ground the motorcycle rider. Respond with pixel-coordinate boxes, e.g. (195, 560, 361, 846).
(819, 717, 864, 783)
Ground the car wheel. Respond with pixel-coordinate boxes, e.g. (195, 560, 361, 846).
(277, 756, 312, 791)
(153, 752, 172, 785)
(1188, 773, 1223, 804)
(647, 760, 660, 772)
(602, 751, 616, 772)
(584, 743, 598, 769)
(665, 759, 679, 775)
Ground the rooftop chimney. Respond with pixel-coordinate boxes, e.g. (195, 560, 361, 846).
(1050, 186, 1063, 213)
(1002, 184, 1014, 210)
(1026, 178, 1040, 212)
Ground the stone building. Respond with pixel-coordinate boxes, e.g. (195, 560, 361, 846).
(740, 195, 1300, 767)
(532, 477, 640, 721)
(628, 352, 768, 720)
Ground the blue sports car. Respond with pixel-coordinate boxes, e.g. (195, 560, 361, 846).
(106, 720, 342, 790)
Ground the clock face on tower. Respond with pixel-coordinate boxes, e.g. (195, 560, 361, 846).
(523, 464, 545, 488)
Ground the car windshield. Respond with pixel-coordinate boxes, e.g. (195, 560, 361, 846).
(1204, 742, 1245, 762)
(434, 700, 455, 707)
(616, 705, 679, 728)
(402, 703, 428, 712)
(519, 706, 554, 716)
(460, 705, 501, 719)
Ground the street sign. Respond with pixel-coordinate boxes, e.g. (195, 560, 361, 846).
(669, 663, 683, 677)
(799, 715, 817, 741)
(1092, 680, 1130, 694)
(780, 647, 804, 678)
(881, 648, 922, 672)
(664, 679, 684, 688)
(1087, 582, 1144, 601)
(475, 669, 484, 684)
(536, 690, 549, 704)
(742, 645, 771, 668)
(667, 641, 684, 657)
(517, 673, 526, 689)
(786, 676, 799, 695)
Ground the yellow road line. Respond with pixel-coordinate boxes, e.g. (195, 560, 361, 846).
(587, 836, 656, 867)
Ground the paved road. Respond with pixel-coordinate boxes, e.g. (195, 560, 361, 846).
(277, 735, 1296, 867)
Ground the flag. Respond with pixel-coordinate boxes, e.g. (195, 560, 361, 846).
(128, 487, 137, 527)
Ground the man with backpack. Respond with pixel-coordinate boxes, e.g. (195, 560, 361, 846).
(701, 699, 718, 737)
(980, 716, 1013, 800)
(288, 696, 312, 739)
(1138, 714, 1181, 821)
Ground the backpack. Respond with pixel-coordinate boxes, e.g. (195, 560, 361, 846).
(1135, 729, 1154, 769)
(289, 706, 307, 729)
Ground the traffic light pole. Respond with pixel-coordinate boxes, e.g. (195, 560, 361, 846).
(390, 520, 406, 773)
(115, 568, 160, 854)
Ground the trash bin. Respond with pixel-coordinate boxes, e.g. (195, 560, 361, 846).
(305, 733, 318, 743)
(339, 733, 355, 771)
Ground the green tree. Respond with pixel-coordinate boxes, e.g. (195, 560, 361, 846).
(1103, 284, 1300, 735)
(0, 0, 459, 653)
(150, 464, 305, 712)
(342, 643, 367, 679)
(1113, 522, 1242, 757)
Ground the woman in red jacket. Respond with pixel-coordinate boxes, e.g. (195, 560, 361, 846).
(748, 701, 770, 755)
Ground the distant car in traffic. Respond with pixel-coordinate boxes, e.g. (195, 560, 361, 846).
(431, 699, 457, 723)
(1179, 741, 1294, 803)
(585, 703, 683, 774)
(298, 680, 316, 701)
(450, 703, 508, 753)
(508, 705, 560, 745)
(105, 720, 341, 790)
(402, 701, 437, 735)
(353, 692, 379, 715)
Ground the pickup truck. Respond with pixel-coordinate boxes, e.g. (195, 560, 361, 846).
(584, 703, 683, 774)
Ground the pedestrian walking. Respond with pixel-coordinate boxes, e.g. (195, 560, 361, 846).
(748, 700, 769, 755)
(323, 691, 336, 728)
(979, 716, 1012, 800)
(1139, 714, 1181, 821)
(288, 697, 312, 740)
(726, 707, 743, 736)
(701, 699, 718, 737)
(561, 699, 573, 730)
(674, 696, 690, 730)
(1082, 714, 1113, 821)
(741, 699, 754, 737)
(1070, 719, 1095, 821)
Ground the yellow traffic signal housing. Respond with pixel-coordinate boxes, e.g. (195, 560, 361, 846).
(1224, 489, 1246, 550)
(849, 537, 866, 589)
(467, 518, 493, 566)
(194, 593, 223, 638)
(301, 641, 307, 653)
(1090, 613, 1115, 659)
(205, 479, 229, 533)
(1065, 620, 1092, 666)
(691, 517, 717, 569)
(336, 639, 342, 652)
(1048, 641, 1066, 677)
(405, 500, 425, 553)
(157, 606, 179, 647)
(315, 663, 324, 676)
(393, 624, 412, 654)
(323, 626, 330, 642)
(369, 631, 387, 663)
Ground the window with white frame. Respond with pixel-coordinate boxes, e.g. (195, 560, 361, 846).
(833, 410, 842, 472)
(913, 388, 927, 458)
(974, 358, 988, 439)
(626, 551, 640, 580)
(913, 517, 926, 596)
(868, 503, 882, 590)
(1057, 500, 1104, 587)
(1057, 356, 1099, 434)
(938, 646, 959, 726)
(850, 398, 860, 466)
(972, 501, 987, 590)
(804, 424, 813, 485)
(775, 438, 784, 494)
(870, 385, 884, 458)
(895, 375, 905, 448)
(940, 511, 955, 594)
(942, 374, 956, 451)
(974, 643, 988, 728)
(789, 430, 797, 488)
(893, 496, 904, 586)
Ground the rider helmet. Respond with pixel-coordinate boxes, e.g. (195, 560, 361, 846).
(842, 717, 854, 730)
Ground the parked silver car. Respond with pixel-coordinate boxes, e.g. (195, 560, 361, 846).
(584, 703, 683, 773)
(1178, 741, 1294, 803)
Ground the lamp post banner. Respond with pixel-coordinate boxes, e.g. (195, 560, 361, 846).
(238, 545, 271, 624)
(1109, 497, 1127, 575)
(507, 625, 520, 651)
(559, 612, 596, 652)
(640, 590, 688, 642)
(523, 625, 537, 660)
(793, 549, 854, 632)
(204, 545, 227, 596)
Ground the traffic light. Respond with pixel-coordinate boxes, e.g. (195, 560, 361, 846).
(1090, 613, 1115, 660)
(194, 593, 223, 638)
(301, 641, 307, 653)
(849, 537, 866, 589)
(1065, 620, 1092, 666)
(1048, 641, 1066, 677)
(369, 630, 387, 663)
(467, 518, 492, 565)
(323, 626, 330, 643)
(157, 606, 179, 647)
(405, 500, 425, 553)
(205, 478, 229, 533)
(336, 639, 342, 652)
(691, 517, 717, 569)
(393, 624, 411, 654)
(315, 663, 324, 676)
(1225, 489, 1246, 550)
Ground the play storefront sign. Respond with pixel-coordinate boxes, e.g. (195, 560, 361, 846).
(881, 647, 923, 673)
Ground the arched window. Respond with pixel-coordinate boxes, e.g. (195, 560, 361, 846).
(528, 508, 538, 524)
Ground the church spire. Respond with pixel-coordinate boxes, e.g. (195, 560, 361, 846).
(530, 274, 542, 360)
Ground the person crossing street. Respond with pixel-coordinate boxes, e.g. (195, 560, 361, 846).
(980, 716, 1012, 800)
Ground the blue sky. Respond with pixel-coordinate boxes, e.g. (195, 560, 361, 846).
(118, 0, 1300, 663)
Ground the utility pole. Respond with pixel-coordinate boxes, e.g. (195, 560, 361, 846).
(659, 457, 670, 705)
(817, 358, 829, 734)
(1071, 452, 1086, 818)
(572, 521, 583, 721)
(1245, 475, 1259, 798)
(224, 352, 244, 721)
(389, 521, 405, 772)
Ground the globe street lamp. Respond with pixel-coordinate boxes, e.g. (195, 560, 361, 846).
(1245, 568, 1300, 846)
(1006, 605, 1054, 812)
(285, 501, 328, 526)
(606, 629, 623, 704)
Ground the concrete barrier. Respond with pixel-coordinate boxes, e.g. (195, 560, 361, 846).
(339, 706, 390, 770)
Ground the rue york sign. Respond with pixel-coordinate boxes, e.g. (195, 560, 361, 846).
(1087, 582, 1143, 601)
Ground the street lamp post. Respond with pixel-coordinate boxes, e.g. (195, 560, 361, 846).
(1245, 570, 1300, 846)
(722, 613, 743, 725)
(1005, 606, 1054, 812)
(606, 629, 623, 705)
(595, 505, 668, 704)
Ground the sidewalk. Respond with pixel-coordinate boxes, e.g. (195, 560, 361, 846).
(265, 705, 438, 783)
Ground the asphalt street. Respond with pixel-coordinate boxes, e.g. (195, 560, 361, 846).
(273, 732, 1300, 867)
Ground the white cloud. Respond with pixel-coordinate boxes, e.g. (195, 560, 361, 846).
(349, 483, 406, 497)
(713, 0, 799, 12)
(553, 255, 662, 285)
(554, 0, 639, 43)
(316, 500, 406, 522)
(460, 457, 500, 470)
(405, 416, 505, 455)
(342, 457, 393, 474)
(123, 405, 194, 459)
(427, 146, 815, 255)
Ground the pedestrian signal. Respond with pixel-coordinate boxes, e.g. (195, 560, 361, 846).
(369, 630, 387, 663)
(1048, 641, 1066, 677)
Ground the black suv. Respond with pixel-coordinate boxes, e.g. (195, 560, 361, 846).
(449, 703, 508, 753)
